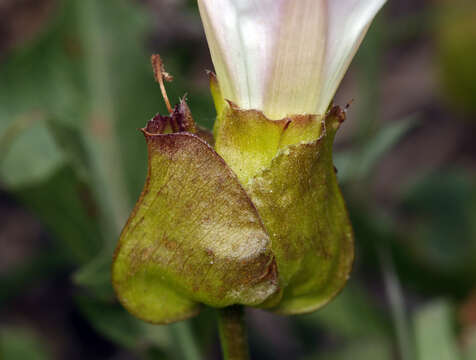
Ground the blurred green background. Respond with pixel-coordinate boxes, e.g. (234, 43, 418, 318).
(1, 0, 475, 359)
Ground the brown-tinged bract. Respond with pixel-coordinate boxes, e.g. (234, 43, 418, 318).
(112, 79, 354, 323)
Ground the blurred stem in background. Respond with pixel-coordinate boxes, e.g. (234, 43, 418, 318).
(355, 15, 415, 360)
(75, 0, 130, 244)
(169, 322, 202, 360)
(378, 244, 414, 360)
(74, 1, 202, 358)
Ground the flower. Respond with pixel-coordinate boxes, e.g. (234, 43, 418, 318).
(112, 0, 386, 325)
(198, 0, 387, 120)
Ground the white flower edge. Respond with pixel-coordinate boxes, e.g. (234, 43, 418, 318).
(319, 0, 387, 115)
(198, 0, 387, 120)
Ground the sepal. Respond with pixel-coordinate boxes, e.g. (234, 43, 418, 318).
(246, 107, 353, 314)
(112, 120, 279, 324)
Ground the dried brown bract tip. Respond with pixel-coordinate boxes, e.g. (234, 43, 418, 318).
(151, 54, 174, 82)
(151, 54, 174, 114)
(205, 69, 217, 81)
(144, 98, 196, 135)
(328, 105, 346, 124)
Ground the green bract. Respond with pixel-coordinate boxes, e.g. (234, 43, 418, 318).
(112, 77, 354, 324)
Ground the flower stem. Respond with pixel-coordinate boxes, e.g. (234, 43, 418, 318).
(218, 306, 250, 360)
(378, 244, 414, 360)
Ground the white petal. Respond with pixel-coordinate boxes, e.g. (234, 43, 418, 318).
(198, 0, 386, 119)
(197, 0, 281, 111)
(317, 0, 387, 115)
(198, 0, 327, 120)
(263, 0, 327, 119)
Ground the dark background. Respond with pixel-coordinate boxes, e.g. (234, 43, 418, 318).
(1, 0, 475, 359)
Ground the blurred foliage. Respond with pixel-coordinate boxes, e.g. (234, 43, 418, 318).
(434, 0, 476, 115)
(414, 300, 460, 360)
(0, 327, 51, 360)
(0, 0, 208, 358)
(335, 115, 418, 183)
(311, 339, 393, 360)
(298, 284, 392, 339)
(75, 295, 171, 350)
(398, 170, 476, 290)
(464, 328, 476, 360)
(0, 0, 475, 359)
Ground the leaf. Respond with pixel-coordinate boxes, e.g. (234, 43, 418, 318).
(0, 327, 51, 360)
(0, 253, 67, 306)
(0, 110, 103, 266)
(47, 119, 92, 181)
(435, 0, 476, 114)
(397, 170, 476, 286)
(464, 327, 476, 360)
(168, 322, 202, 360)
(112, 132, 278, 324)
(311, 338, 392, 360)
(75, 295, 170, 350)
(414, 300, 461, 360)
(11, 165, 102, 265)
(0, 1, 85, 131)
(76, 293, 204, 360)
(73, 253, 115, 299)
(0, 118, 65, 188)
(360, 115, 417, 173)
(334, 115, 418, 182)
(298, 283, 392, 338)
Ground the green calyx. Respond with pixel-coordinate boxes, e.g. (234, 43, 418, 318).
(112, 101, 278, 324)
(244, 108, 353, 314)
(112, 75, 354, 324)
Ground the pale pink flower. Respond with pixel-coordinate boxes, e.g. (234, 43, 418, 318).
(198, 0, 387, 119)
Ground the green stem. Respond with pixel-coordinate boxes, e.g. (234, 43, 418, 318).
(169, 322, 202, 360)
(378, 244, 414, 360)
(76, 0, 131, 244)
(218, 306, 250, 360)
